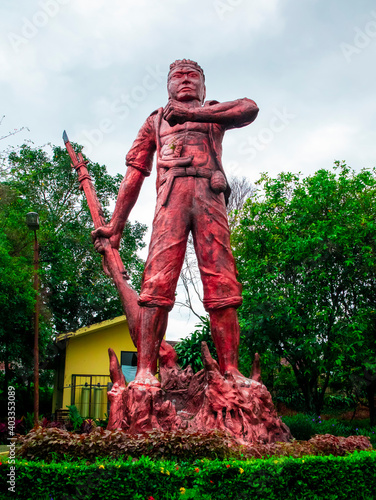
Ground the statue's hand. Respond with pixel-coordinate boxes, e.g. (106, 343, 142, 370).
(163, 101, 193, 126)
(91, 224, 121, 254)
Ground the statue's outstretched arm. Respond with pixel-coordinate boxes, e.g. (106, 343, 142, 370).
(163, 98, 259, 129)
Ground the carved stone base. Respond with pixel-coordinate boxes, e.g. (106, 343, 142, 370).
(107, 344, 291, 444)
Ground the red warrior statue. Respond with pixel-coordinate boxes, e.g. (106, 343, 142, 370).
(93, 59, 259, 388)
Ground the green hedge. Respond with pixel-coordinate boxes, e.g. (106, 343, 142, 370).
(1, 452, 376, 499)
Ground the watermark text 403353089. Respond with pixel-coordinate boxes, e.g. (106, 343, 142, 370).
(7, 386, 16, 493)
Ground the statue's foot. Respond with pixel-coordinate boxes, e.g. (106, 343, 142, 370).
(130, 370, 161, 388)
(224, 367, 260, 387)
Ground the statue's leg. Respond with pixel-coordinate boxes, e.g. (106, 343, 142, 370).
(209, 307, 239, 373)
(133, 306, 168, 386)
(192, 180, 251, 383)
(133, 177, 192, 386)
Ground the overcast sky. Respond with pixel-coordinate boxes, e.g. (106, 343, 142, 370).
(1, 0, 376, 340)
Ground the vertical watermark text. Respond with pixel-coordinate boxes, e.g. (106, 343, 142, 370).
(7, 386, 16, 493)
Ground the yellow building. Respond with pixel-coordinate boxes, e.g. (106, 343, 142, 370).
(53, 315, 136, 420)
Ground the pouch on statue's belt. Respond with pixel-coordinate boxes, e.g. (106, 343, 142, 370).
(210, 170, 227, 194)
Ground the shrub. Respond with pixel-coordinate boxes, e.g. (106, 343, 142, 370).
(175, 316, 218, 373)
(281, 413, 316, 440)
(282, 414, 376, 445)
(16, 427, 244, 462)
(324, 393, 357, 411)
(15, 427, 372, 463)
(0, 418, 25, 444)
(309, 434, 372, 456)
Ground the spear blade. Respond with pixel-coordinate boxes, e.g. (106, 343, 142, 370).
(63, 129, 80, 166)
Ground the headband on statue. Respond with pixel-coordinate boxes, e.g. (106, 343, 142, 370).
(168, 59, 205, 81)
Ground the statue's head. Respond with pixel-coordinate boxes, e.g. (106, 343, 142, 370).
(167, 59, 206, 104)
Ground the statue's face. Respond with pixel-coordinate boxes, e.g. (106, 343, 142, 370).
(167, 65, 205, 103)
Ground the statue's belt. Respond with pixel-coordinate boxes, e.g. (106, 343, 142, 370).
(158, 159, 212, 207)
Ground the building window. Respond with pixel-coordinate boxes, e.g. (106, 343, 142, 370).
(121, 351, 137, 382)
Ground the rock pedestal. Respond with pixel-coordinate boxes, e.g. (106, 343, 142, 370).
(107, 344, 291, 444)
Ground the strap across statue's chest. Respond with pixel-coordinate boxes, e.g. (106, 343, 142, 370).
(159, 119, 210, 138)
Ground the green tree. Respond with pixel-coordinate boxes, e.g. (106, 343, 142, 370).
(232, 163, 376, 417)
(0, 224, 34, 391)
(0, 144, 147, 400)
(0, 114, 29, 169)
(0, 182, 52, 410)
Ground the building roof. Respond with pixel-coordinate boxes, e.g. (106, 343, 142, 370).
(56, 315, 128, 342)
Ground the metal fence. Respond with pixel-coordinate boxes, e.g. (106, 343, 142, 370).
(70, 374, 111, 419)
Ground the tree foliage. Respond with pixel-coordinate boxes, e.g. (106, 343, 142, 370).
(233, 163, 376, 418)
(226, 175, 256, 228)
(0, 115, 30, 169)
(0, 144, 146, 393)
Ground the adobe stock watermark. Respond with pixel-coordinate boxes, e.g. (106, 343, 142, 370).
(340, 11, 376, 63)
(225, 160, 242, 177)
(238, 107, 297, 162)
(8, 0, 71, 54)
(7, 386, 17, 494)
(213, 0, 244, 20)
(79, 65, 164, 155)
